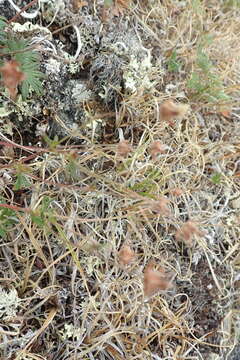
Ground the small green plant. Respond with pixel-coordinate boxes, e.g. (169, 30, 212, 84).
(31, 196, 54, 228)
(129, 168, 162, 197)
(224, 0, 240, 8)
(13, 172, 32, 191)
(0, 16, 44, 99)
(167, 49, 182, 73)
(13, 164, 32, 190)
(187, 35, 230, 103)
(0, 198, 18, 238)
(211, 172, 222, 185)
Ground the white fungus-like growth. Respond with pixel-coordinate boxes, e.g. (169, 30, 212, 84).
(0, 287, 21, 321)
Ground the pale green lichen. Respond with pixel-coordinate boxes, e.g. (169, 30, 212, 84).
(85, 118, 105, 140)
(0, 107, 12, 118)
(123, 51, 153, 93)
(45, 58, 61, 74)
(11, 21, 52, 39)
(0, 287, 21, 321)
(71, 83, 92, 103)
(60, 323, 85, 340)
(40, 0, 66, 23)
(82, 255, 103, 276)
(68, 62, 80, 74)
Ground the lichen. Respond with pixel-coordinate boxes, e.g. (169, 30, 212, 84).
(60, 323, 85, 340)
(11, 21, 52, 39)
(123, 50, 153, 93)
(0, 287, 21, 321)
(45, 58, 61, 74)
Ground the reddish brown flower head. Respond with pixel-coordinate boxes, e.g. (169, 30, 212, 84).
(149, 140, 166, 160)
(118, 244, 135, 266)
(144, 262, 172, 297)
(117, 140, 133, 158)
(160, 100, 189, 125)
(150, 197, 171, 216)
(170, 187, 184, 197)
(175, 220, 203, 246)
(0, 60, 25, 100)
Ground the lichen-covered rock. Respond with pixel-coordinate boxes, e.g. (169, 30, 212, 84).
(0, 0, 154, 142)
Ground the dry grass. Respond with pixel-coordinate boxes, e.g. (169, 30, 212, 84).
(0, 0, 240, 359)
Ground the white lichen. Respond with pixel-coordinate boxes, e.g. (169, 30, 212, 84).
(0, 287, 21, 321)
(68, 62, 80, 74)
(72, 83, 92, 102)
(11, 21, 52, 39)
(45, 58, 61, 74)
(0, 107, 12, 118)
(60, 323, 85, 341)
(123, 51, 153, 93)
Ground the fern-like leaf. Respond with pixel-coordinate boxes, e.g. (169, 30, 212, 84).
(4, 39, 44, 99)
(0, 16, 7, 42)
(0, 16, 7, 31)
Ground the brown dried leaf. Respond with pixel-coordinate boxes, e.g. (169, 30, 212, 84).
(219, 109, 231, 118)
(0, 60, 25, 100)
(112, 0, 132, 16)
(72, 0, 88, 11)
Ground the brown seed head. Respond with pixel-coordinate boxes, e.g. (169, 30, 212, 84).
(118, 244, 135, 266)
(150, 197, 171, 216)
(117, 140, 132, 158)
(149, 140, 166, 160)
(0, 60, 25, 100)
(175, 220, 203, 246)
(170, 187, 184, 197)
(144, 262, 172, 297)
(160, 100, 189, 125)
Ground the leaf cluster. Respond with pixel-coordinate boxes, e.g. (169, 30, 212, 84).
(0, 16, 44, 99)
(187, 35, 230, 103)
(0, 197, 18, 238)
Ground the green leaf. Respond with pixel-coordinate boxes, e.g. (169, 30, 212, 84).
(0, 198, 18, 238)
(211, 173, 222, 184)
(196, 51, 212, 72)
(31, 214, 45, 227)
(167, 50, 182, 72)
(30, 196, 54, 228)
(104, 0, 113, 7)
(0, 227, 7, 237)
(0, 16, 7, 31)
(41, 196, 53, 213)
(4, 39, 44, 99)
(14, 173, 31, 190)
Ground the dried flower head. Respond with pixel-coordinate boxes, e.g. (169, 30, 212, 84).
(112, 0, 132, 16)
(149, 197, 171, 216)
(160, 99, 189, 125)
(149, 140, 166, 160)
(144, 262, 172, 297)
(117, 140, 132, 158)
(175, 220, 203, 246)
(72, 0, 88, 11)
(170, 187, 184, 197)
(118, 244, 135, 266)
(0, 60, 25, 100)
